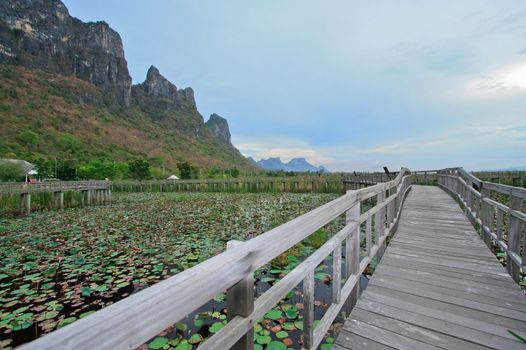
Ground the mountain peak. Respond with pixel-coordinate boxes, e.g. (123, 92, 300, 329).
(133, 65, 197, 109)
(146, 65, 161, 80)
(255, 157, 328, 172)
(205, 113, 231, 145)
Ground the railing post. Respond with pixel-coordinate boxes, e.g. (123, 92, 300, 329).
(20, 192, 31, 215)
(365, 216, 372, 256)
(226, 240, 254, 350)
(508, 195, 523, 283)
(480, 187, 492, 247)
(375, 191, 386, 259)
(345, 200, 360, 315)
(332, 244, 342, 304)
(302, 270, 315, 350)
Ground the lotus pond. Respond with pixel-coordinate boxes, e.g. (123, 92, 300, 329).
(0, 192, 370, 349)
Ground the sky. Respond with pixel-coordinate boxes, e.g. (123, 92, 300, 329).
(63, 0, 526, 171)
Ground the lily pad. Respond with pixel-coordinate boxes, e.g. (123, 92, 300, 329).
(265, 309, 283, 320)
(267, 341, 287, 350)
(148, 336, 169, 350)
(210, 321, 224, 333)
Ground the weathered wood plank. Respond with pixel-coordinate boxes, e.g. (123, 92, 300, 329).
(336, 185, 526, 350)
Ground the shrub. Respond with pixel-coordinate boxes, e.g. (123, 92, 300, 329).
(17, 130, 39, 146)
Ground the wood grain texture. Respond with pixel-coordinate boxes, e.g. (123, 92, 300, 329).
(336, 185, 526, 350)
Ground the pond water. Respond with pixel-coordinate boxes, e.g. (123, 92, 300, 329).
(2, 192, 360, 349)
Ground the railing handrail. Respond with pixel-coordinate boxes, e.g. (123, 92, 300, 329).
(0, 180, 110, 194)
(20, 168, 412, 350)
(437, 168, 526, 284)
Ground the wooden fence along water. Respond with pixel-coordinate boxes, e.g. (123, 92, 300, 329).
(111, 177, 346, 193)
(438, 168, 526, 283)
(0, 181, 111, 215)
(19, 169, 412, 350)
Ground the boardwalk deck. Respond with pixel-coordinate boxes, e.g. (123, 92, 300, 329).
(335, 185, 526, 350)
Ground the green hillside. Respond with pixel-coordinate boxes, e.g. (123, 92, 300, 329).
(0, 65, 257, 179)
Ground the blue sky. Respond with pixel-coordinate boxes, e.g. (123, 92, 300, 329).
(63, 0, 526, 171)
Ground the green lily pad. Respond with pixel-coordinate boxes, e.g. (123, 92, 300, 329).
(210, 321, 224, 333)
(285, 310, 298, 319)
(267, 341, 287, 350)
(189, 333, 203, 344)
(58, 317, 77, 328)
(176, 321, 187, 332)
(95, 284, 108, 292)
(265, 309, 283, 320)
(256, 334, 271, 344)
(276, 330, 288, 338)
(283, 322, 295, 331)
(148, 336, 169, 350)
(175, 340, 191, 350)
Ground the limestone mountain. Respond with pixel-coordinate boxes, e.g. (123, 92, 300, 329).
(205, 114, 232, 146)
(255, 157, 328, 172)
(0, 0, 256, 172)
(0, 0, 132, 106)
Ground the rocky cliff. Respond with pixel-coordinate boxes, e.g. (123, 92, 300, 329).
(132, 66, 197, 111)
(205, 113, 232, 146)
(0, 0, 256, 171)
(0, 0, 132, 106)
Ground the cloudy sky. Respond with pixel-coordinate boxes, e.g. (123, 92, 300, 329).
(64, 0, 526, 171)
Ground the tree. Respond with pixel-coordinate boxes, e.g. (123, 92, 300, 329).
(56, 159, 78, 180)
(207, 167, 221, 179)
(177, 161, 193, 179)
(229, 168, 240, 178)
(128, 159, 151, 180)
(0, 162, 25, 181)
(78, 159, 129, 180)
(17, 130, 39, 146)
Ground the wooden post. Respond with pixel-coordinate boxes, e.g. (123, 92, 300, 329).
(508, 194, 523, 282)
(226, 241, 254, 350)
(302, 270, 315, 350)
(345, 201, 360, 315)
(375, 191, 386, 259)
(480, 187, 491, 246)
(332, 244, 342, 304)
(20, 193, 31, 215)
(53, 191, 64, 210)
(365, 216, 372, 256)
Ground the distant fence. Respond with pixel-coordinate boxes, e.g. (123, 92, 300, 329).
(472, 171, 526, 188)
(0, 181, 111, 215)
(111, 176, 351, 194)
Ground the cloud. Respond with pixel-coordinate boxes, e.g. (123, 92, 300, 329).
(463, 60, 526, 96)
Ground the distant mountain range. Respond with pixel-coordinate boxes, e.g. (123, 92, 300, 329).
(248, 157, 329, 173)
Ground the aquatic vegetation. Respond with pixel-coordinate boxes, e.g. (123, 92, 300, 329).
(0, 192, 341, 348)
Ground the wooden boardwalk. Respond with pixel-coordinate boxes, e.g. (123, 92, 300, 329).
(335, 185, 526, 350)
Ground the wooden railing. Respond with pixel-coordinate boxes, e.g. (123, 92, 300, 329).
(20, 168, 412, 350)
(438, 168, 526, 282)
(0, 181, 109, 195)
(343, 170, 439, 187)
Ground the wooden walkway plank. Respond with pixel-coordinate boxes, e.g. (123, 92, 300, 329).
(335, 185, 526, 349)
